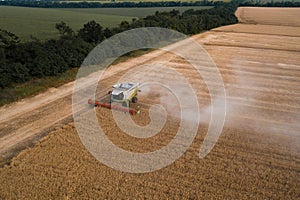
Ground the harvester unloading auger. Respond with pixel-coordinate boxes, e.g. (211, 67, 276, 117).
(88, 82, 141, 115)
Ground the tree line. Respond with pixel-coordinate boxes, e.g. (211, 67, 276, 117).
(1, 0, 299, 8)
(0, 1, 227, 8)
(1, 2, 239, 89)
(239, 0, 300, 7)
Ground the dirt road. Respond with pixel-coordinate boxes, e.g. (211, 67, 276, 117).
(0, 49, 170, 163)
(0, 7, 299, 199)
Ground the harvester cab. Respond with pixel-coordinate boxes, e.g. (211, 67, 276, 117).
(110, 82, 139, 107)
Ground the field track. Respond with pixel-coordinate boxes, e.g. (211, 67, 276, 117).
(0, 7, 299, 199)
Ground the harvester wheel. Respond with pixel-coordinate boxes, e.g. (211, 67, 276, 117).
(122, 102, 128, 107)
(132, 96, 138, 103)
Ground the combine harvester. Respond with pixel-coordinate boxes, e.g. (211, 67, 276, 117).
(88, 82, 141, 115)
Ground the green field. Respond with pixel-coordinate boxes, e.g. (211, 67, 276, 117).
(0, 6, 211, 41)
